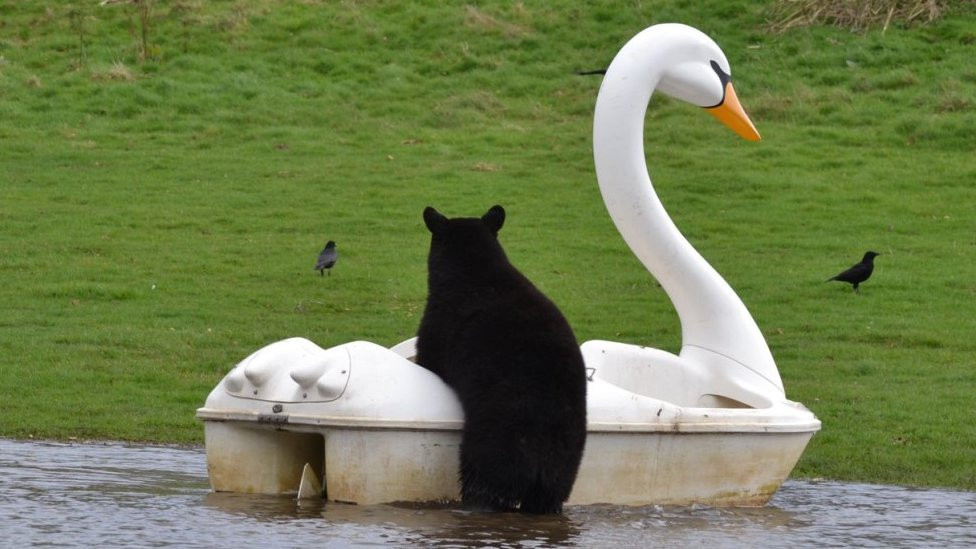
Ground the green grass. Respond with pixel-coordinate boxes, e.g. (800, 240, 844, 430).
(1, 1, 975, 490)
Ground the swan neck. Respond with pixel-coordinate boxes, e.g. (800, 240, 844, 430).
(591, 27, 784, 397)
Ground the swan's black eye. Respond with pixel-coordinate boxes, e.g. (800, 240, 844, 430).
(710, 60, 731, 87)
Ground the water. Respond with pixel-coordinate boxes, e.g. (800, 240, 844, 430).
(2, 438, 974, 548)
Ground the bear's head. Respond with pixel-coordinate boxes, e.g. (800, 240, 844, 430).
(423, 205, 508, 280)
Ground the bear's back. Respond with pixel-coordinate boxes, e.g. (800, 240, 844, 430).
(415, 206, 587, 514)
(416, 207, 582, 393)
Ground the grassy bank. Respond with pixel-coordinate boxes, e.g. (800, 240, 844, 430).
(1, 1, 974, 490)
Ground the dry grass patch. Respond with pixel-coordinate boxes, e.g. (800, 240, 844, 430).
(936, 80, 972, 113)
(471, 161, 500, 172)
(92, 61, 135, 82)
(464, 5, 530, 38)
(768, 0, 966, 32)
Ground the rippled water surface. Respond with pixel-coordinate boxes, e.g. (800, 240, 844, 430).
(2, 438, 974, 547)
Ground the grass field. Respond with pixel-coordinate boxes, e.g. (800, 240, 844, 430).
(1, 1, 975, 490)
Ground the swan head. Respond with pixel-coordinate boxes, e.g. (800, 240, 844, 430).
(650, 24, 760, 141)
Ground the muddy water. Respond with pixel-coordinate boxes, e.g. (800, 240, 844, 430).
(2, 438, 974, 547)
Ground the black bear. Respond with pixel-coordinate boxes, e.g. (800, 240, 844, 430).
(415, 205, 587, 514)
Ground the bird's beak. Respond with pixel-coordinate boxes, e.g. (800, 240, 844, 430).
(706, 82, 761, 142)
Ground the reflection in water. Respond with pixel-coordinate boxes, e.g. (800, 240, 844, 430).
(204, 492, 583, 546)
(1, 438, 974, 547)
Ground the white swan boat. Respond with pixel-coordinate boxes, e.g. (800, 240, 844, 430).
(197, 23, 820, 507)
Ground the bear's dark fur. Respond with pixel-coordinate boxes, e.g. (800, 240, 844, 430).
(415, 205, 587, 514)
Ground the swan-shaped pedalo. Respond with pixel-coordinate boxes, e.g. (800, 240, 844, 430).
(197, 23, 821, 507)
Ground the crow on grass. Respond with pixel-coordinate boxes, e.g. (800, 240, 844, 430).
(827, 251, 879, 292)
(315, 241, 337, 276)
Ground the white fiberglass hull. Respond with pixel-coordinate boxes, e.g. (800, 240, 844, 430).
(196, 337, 820, 507)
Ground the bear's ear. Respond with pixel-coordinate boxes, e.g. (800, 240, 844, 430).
(482, 205, 505, 235)
(423, 206, 448, 234)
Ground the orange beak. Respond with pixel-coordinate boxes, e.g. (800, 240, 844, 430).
(706, 82, 761, 142)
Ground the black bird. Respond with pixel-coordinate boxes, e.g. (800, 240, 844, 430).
(315, 241, 337, 276)
(827, 251, 880, 292)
